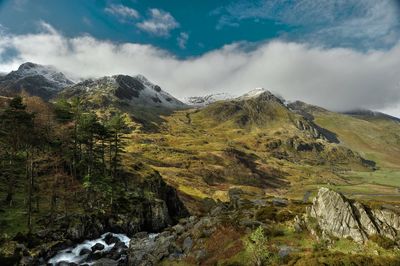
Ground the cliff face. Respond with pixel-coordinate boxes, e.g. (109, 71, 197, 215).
(307, 187, 400, 243)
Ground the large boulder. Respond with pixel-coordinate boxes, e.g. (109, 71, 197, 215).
(307, 187, 400, 243)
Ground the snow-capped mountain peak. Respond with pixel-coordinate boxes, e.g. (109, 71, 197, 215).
(238, 88, 269, 99)
(0, 62, 75, 99)
(12, 62, 74, 89)
(61, 74, 187, 109)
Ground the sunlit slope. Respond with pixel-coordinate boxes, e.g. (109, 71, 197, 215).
(293, 104, 400, 169)
(126, 91, 375, 209)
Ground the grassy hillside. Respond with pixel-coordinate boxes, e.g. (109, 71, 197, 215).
(313, 111, 400, 169)
(124, 94, 383, 212)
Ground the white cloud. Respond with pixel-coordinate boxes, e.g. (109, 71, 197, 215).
(1, 24, 400, 117)
(105, 4, 140, 21)
(137, 9, 179, 36)
(177, 32, 189, 49)
(214, 0, 400, 49)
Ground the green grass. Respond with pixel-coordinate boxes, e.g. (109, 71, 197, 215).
(343, 169, 400, 188)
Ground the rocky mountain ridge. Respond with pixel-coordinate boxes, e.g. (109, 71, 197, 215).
(59, 74, 187, 110)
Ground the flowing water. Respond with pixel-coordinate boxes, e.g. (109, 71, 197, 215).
(48, 232, 130, 265)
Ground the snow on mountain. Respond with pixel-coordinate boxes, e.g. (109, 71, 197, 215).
(184, 93, 235, 107)
(0, 62, 75, 99)
(61, 74, 187, 109)
(6, 62, 74, 90)
(236, 88, 286, 104)
(133, 74, 186, 108)
(237, 88, 270, 99)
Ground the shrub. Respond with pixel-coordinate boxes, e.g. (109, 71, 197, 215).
(255, 206, 277, 221)
(369, 234, 396, 249)
(245, 226, 270, 266)
(276, 210, 295, 222)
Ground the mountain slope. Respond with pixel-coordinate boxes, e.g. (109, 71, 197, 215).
(289, 101, 400, 169)
(0, 62, 74, 99)
(60, 74, 186, 109)
(59, 74, 188, 131)
(126, 89, 377, 208)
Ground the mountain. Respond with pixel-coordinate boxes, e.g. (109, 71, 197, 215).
(343, 109, 400, 123)
(0, 62, 74, 99)
(289, 101, 400, 169)
(126, 88, 381, 212)
(60, 74, 186, 110)
(2, 82, 400, 265)
(184, 92, 235, 107)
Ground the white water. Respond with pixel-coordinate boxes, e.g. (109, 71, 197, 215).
(48, 232, 130, 265)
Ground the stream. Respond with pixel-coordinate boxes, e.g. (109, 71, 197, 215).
(47, 232, 130, 265)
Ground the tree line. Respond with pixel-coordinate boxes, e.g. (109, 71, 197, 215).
(0, 96, 129, 233)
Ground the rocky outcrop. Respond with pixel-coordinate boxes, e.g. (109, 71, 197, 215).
(306, 187, 400, 243)
(128, 215, 216, 265)
(127, 188, 305, 265)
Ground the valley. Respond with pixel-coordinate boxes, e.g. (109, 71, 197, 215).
(0, 63, 400, 265)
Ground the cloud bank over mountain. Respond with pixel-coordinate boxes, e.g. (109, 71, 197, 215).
(0, 22, 399, 116)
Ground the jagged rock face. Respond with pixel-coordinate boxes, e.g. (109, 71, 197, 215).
(0, 62, 74, 99)
(307, 188, 400, 243)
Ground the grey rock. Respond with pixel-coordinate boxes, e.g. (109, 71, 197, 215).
(168, 252, 185, 260)
(272, 198, 288, 207)
(173, 224, 185, 235)
(194, 249, 207, 262)
(79, 248, 91, 256)
(92, 243, 105, 252)
(278, 245, 294, 259)
(182, 237, 193, 253)
(228, 188, 244, 210)
(128, 233, 177, 265)
(307, 187, 400, 243)
(134, 231, 148, 239)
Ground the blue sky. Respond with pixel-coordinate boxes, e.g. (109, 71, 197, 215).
(1, 0, 400, 116)
(0, 0, 291, 57)
(1, 0, 399, 57)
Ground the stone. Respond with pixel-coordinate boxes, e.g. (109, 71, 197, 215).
(278, 245, 294, 259)
(173, 224, 185, 235)
(113, 241, 128, 250)
(228, 188, 244, 210)
(134, 232, 148, 239)
(182, 237, 193, 253)
(104, 234, 121, 245)
(210, 206, 223, 216)
(91, 243, 105, 252)
(272, 198, 288, 207)
(79, 248, 91, 256)
(88, 251, 104, 261)
(194, 249, 207, 262)
(128, 233, 177, 265)
(202, 197, 217, 212)
(168, 252, 185, 260)
(293, 215, 305, 233)
(67, 224, 85, 241)
(307, 187, 400, 243)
